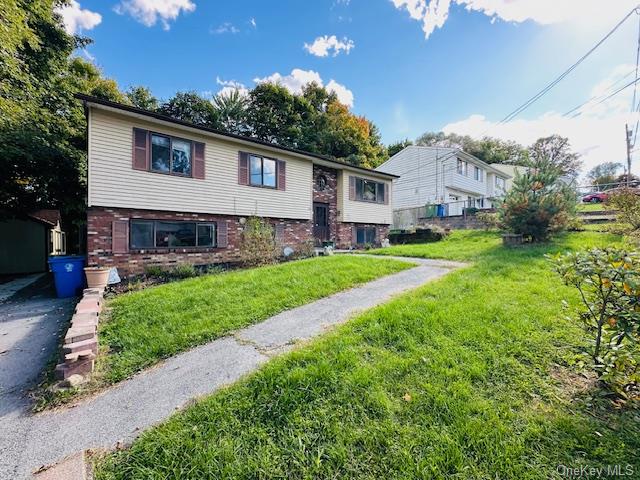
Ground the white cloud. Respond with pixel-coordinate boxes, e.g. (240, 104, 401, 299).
(250, 17, 257, 28)
(56, 1, 102, 35)
(441, 64, 640, 177)
(212, 22, 239, 34)
(215, 77, 249, 97)
(253, 68, 355, 107)
(304, 35, 355, 57)
(114, 0, 195, 30)
(391, 0, 638, 39)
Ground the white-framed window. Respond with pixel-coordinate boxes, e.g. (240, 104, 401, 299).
(457, 159, 466, 175)
(495, 176, 506, 190)
(474, 166, 483, 182)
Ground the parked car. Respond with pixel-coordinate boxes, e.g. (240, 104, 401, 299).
(582, 192, 608, 203)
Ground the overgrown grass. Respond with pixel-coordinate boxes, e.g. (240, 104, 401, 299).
(99, 256, 413, 384)
(96, 231, 640, 479)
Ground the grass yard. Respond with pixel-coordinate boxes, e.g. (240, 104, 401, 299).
(576, 202, 609, 212)
(99, 255, 413, 384)
(96, 231, 640, 479)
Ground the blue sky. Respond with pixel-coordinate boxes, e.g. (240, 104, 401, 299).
(59, 0, 640, 176)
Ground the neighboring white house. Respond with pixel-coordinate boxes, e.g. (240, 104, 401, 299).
(376, 146, 510, 216)
(492, 163, 576, 190)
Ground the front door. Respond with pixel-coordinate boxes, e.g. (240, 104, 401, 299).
(313, 203, 329, 246)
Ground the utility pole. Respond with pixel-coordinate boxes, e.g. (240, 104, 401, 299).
(626, 124, 632, 187)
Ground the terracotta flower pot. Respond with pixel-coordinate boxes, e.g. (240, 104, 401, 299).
(84, 267, 111, 289)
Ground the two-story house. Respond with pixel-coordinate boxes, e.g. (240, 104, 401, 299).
(375, 146, 510, 216)
(77, 95, 396, 276)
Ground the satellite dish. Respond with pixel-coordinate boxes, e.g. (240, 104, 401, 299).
(283, 246, 294, 257)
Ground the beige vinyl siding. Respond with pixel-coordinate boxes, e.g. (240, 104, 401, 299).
(339, 172, 392, 225)
(88, 109, 313, 220)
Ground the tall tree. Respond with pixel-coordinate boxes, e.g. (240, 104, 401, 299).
(528, 135, 582, 177)
(587, 162, 623, 189)
(126, 86, 159, 110)
(416, 131, 528, 165)
(212, 89, 248, 135)
(387, 139, 413, 157)
(158, 91, 219, 128)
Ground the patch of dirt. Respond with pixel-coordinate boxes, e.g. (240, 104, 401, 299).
(550, 364, 597, 399)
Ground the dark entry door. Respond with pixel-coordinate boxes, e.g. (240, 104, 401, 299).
(313, 203, 329, 245)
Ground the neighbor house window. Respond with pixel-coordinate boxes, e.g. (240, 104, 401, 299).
(474, 166, 483, 181)
(355, 178, 386, 203)
(129, 220, 216, 249)
(150, 133, 192, 176)
(457, 159, 468, 176)
(250, 154, 277, 188)
(495, 176, 506, 190)
(356, 226, 376, 245)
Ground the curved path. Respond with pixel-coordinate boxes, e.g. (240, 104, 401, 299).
(1, 256, 464, 479)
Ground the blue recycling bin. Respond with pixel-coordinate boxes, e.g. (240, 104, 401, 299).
(436, 204, 446, 217)
(48, 255, 86, 298)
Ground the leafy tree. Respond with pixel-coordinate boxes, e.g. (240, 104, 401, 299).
(616, 172, 640, 187)
(498, 157, 577, 241)
(126, 86, 159, 110)
(212, 89, 248, 135)
(158, 91, 219, 128)
(416, 131, 528, 165)
(587, 162, 623, 189)
(246, 82, 307, 146)
(0, 0, 126, 254)
(528, 135, 582, 177)
(387, 139, 413, 157)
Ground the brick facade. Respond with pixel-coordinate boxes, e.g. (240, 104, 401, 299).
(312, 165, 338, 244)
(336, 222, 390, 249)
(87, 207, 312, 277)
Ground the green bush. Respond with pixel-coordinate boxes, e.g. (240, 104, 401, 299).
(552, 248, 640, 399)
(476, 211, 501, 230)
(239, 217, 279, 267)
(609, 188, 640, 232)
(171, 263, 197, 279)
(498, 158, 576, 241)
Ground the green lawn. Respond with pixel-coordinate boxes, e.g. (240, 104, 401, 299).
(96, 231, 640, 480)
(99, 255, 413, 384)
(576, 202, 609, 212)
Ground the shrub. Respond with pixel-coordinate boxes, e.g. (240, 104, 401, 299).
(552, 248, 640, 398)
(171, 263, 197, 279)
(498, 158, 576, 241)
(144, 265, 166, 279)
(608, 188, 640, 232)
(289, 240, 316, 260)
(476, 211, 501, 230)
(566, 216, 585, 232)
(239, 217, 279, 267)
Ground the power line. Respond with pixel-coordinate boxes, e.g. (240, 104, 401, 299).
(564, 76, 640, 119)
(499, 5, 640, 124)
(561, 68, 636, 117)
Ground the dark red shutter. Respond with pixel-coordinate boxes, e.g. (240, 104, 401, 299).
(277, 160, 286, 191)
(112, 220, 129, 253)
(132, 128, 149, 171)
(193, 142, 205, 179)
(217, 221, 228, 248)
(351, 226, 357, 246)
(349, 176, 356, 200)
(238, 152, 249, 185)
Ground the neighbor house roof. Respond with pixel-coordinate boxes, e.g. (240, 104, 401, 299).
(75, 94, 399, 180)
(28, 209, 61, 227)
(377, 145, 511, 178)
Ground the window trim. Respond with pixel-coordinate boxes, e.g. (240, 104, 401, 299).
(149, 131, 194, 178)
(248, 154, 278, 189)
(354, 177, 386, 204)
(129, 219, 217, 250)
(474, 165, 483, 182)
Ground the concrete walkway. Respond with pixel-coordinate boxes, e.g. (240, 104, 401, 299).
(1, 256, 464, 479)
